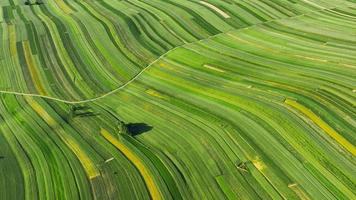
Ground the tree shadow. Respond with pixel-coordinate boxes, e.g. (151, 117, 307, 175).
(72, 105, 99, 118)
(75, 112, 100, 118)
(25, 1, 44, 6)
(127, 123, 153, 136)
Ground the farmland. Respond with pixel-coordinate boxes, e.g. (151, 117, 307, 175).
(0, 0, 355, 200)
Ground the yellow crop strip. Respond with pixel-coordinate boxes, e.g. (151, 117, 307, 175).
(100, 129, 162, 200)
(54, 0, 73, 14)
(203, 64, 225, 73)
(25, 96, 57, 127)
(8, 24, 17, 56)
(146, 89, 167, 99)
(25, 97, 99, 179)
(285, 99, 356, 155)
(23, 41, 47, 95)
(62, 136, 100, 179)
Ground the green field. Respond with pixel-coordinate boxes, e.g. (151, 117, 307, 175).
(0, 0, 355, 199)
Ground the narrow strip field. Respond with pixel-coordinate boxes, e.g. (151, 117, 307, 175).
(0, 0, 355, 200)
(1, 0, 353, 100)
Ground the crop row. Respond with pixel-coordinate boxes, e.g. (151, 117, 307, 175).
(1, 0, 352, 100)
(0, 0, 355, 200)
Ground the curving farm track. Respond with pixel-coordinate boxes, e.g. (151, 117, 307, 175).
(0, 0, 355, 200)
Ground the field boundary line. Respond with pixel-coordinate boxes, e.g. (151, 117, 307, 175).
(0, 31, 226, 104)
(0, 4, 354, 104)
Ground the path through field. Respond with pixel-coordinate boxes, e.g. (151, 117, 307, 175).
(0, 0, 355, 200)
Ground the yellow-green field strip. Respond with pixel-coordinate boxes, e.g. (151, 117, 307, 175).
(0, 0, 355, 200)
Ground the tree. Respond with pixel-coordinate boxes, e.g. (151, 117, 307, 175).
(65, 105, 96, 122)
(66, 105, 75, 122)
(117, 120, 129, 135)
(25, 0, 43, 6)
(236, 161, 248, 172)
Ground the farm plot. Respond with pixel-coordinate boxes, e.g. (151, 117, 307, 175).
(0, 0, 352, 100)
(92, 7, 356, 199)
(0, 0, 356, 200)
(0, 95, 159, 200)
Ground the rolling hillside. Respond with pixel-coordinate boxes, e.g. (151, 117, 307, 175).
(0, 0, 355, 200)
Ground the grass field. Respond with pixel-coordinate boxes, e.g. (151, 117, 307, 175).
(0, 0, 355, 199)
